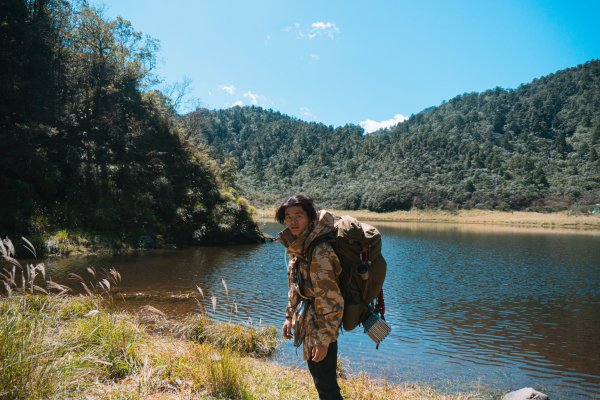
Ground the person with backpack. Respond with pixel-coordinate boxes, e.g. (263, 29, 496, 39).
(276, 194, 345, 400)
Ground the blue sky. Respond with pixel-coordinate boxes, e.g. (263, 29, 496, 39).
(92, 0, 600, 132)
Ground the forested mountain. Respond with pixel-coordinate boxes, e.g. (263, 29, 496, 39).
(184, 61, 600, 212)
(0, 0, 261, 249)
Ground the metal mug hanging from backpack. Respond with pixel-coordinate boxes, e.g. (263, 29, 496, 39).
(357, 250, 370, 280)
(356, 262, 369, 280)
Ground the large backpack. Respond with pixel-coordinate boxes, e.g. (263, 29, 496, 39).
(307, 215, 387, 331)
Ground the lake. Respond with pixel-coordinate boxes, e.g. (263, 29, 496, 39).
(45, 221, 600, 399)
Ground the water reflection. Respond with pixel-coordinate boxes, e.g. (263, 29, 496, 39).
(40, 221, 600, 399)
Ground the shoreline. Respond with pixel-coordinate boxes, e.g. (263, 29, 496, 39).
(255, 208, 600, 231)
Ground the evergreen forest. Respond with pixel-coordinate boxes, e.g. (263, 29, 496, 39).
(0, 0, 261, 251)
(183, 61, 600, 212)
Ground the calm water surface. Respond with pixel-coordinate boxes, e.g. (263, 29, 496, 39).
(45, 222, 600, 399)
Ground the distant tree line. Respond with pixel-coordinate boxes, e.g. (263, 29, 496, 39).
(183, 61, 600, 213)
(0, 0, 261, 250)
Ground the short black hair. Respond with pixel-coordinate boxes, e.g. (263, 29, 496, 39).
(275, 194, 318, 224)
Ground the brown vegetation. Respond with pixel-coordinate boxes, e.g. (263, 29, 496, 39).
(257, 208, 600, 231)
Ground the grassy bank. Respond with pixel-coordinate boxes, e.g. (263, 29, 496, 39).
(0, 293, 496, 400)
(0, 238, 496, 399)
(256, 208, 600, 230)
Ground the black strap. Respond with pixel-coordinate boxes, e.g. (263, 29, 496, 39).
(305, 232, 337, 265)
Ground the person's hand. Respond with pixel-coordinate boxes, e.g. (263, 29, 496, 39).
(282, 319, 293, 339)
(311, 344, 329, 362)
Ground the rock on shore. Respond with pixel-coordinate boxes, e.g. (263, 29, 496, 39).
(502, 387, 549, 400)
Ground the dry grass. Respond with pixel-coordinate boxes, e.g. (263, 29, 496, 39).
(256, 208, 600, 231)
(232, 357, 496, 400)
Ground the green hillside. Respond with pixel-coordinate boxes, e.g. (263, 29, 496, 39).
(184, 61, 600, 212)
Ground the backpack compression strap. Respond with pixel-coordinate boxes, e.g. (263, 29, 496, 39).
(376, 289, 385, 321)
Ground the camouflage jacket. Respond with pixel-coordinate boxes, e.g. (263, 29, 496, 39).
(278, 210, 344, 360)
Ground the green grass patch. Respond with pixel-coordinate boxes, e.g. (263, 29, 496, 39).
(0, 295, 143, 399)
(176, 314, 277, 357)
(63, 311, 142, 380)
(0, 297, 61, 400)
(206, 348, 251, 399)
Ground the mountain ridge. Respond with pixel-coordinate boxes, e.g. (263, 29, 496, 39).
(183, 60, 600, 212)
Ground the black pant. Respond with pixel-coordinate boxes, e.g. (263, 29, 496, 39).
(307, 341, 343, 400)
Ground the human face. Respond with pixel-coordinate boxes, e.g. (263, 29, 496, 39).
(284, 205, 310, 237)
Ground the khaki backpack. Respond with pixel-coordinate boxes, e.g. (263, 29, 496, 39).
(306, 215, 387, 331)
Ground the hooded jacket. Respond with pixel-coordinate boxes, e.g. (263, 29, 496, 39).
(278, 210, 344, 360)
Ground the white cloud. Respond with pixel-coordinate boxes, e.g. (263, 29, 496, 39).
(309, 54, 320, 62)
(218, 84, 236, 95)
(300, 106, 317, 119)
(222, 88, 269, 108)
(243, 91, 260, 105)
(282, 21, 339, 40)
(309, 21, 340, 39)
(359, 114, 409, 134)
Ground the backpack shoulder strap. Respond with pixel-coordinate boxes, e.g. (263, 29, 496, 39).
(305, 231, 337, 265)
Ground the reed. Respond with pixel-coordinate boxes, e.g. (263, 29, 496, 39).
(67, 266, 122, 309)
(1, 238, 71, 297)
(0, 239, 71, 399)
(0, 238, 139, 398)
(0, 298, 60, 400)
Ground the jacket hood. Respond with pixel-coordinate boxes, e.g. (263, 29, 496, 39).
(278, 210, 336, 257)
